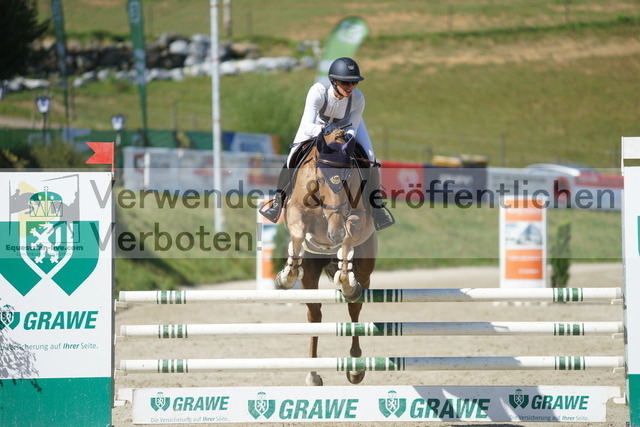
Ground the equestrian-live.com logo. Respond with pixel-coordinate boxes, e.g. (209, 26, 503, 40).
(1, 186, 99, 296)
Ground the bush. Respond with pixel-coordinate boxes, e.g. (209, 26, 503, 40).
(550, 222, 571, 288)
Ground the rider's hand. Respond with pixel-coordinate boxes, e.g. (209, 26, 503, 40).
(329, 129, 346, 142)
(322, 123, 337, 136)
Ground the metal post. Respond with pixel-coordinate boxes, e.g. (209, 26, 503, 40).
(210, 0, 224, 232)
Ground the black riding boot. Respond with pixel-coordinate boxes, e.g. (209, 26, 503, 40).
(259, 165, 292, 223)
(367, 167, 395, 231)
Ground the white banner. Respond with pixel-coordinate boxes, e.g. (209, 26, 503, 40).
(130, 385, 619, 424)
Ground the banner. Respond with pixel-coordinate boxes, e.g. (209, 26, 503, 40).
(51, 0, 69, 127)
(130, 385, 619, 424)
(315, 17, 369, 85)
(127, 0, 149, 136)
(0, 172, 113, 426)
(500, 196, 547, 288)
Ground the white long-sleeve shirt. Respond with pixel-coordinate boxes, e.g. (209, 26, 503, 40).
(293, 82, 365, 144)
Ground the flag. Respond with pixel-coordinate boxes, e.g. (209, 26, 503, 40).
(316, 17, 370, 85)
(51, 0, 69, 128)
(86, 142, 114, 165)
(127, 0, 149, 135)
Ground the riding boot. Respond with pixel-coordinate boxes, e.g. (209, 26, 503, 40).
(259, 165, 293, 223)
(367, 167, 395, 231)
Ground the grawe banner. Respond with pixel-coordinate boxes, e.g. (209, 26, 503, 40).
(51, 0, 69, 126)
(130, 385, 619, 424)
(127, 0, 149, 135)
(0, 172, 113, 426)
(315, 16, 369, 85)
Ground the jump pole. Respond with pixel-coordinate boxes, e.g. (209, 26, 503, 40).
(119, 356, 624, 374)
(117, 287, 622, 305)
(120, 321, 624, 338)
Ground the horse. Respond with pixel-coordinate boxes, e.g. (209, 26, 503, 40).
(274, 133, 377, 386)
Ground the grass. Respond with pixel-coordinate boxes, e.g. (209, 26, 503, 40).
(112, 189, 622, 293)
(5, 1, 635, 291)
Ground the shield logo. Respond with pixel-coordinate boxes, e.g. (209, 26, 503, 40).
(26, 221, 68, 273)
(378, 390, 406, 418)
(509, 389, 529, 409)
(0, 305, 20, 330)
(0, 186, 100, 296)
(150, 392, 171, 411)
(248, 392, 276, 419)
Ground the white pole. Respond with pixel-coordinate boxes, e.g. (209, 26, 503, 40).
(120, 321, 624, 338)
(120, 356, 624, 374)
(118, 287, 623, 305)
(210, 0, 224, 232)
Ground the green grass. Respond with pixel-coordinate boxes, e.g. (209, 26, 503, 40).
(5, 1, 634, 291)
(113, 189, 622, 293)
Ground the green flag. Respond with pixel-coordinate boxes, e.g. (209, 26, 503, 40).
(316, 16, 370, 85)
(51, 0, 69, 128)
(127, 0, 149, 137)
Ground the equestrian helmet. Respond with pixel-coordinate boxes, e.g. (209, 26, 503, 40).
(328, 57, 364, 82)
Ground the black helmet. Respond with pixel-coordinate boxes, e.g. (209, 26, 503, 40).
(328, 57, 364, 82)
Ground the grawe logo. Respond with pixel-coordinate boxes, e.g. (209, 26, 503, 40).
(150, 392, 171, 411)
(0, 304, 20, 330)
(378, 390, 407, 418)
(509, 389, 530, 409)
(248, 392, 276, 419)
(0, 187, 99, 296)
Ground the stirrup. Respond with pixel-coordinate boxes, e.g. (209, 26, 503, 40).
(259, 199, 282, 223)
(373, 206, 395, 231)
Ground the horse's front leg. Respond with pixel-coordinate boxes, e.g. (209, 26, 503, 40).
(334, 239, 362, 302)
(275, 210, 305, 290)
(346, 302, 366, 384)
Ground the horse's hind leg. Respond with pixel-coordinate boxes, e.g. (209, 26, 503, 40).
(346, 246, 375, 385)
(303, 257, 328, 386)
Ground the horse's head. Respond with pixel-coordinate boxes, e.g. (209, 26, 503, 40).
(313, 135, 360, 244)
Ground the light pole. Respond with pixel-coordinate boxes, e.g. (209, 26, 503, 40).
(36, 96, 51, 144)
(111, 114, 126, 177)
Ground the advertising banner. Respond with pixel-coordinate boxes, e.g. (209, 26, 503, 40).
(500, 196, 547, 288)
(51, 0, 69, 126)
(0, 172, 113, 426)
(130, 385, 618, 424)
(315, 17, 370, 85)
(127, 0, 149, 134)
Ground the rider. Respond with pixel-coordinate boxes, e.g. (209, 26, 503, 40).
(259, 57, 395, 230)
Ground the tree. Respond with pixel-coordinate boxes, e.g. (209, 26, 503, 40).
(0, 0, 48, 80)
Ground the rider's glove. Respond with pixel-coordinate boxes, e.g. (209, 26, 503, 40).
(322, 123, 337, 136)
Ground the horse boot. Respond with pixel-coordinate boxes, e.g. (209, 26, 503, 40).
(367, 166, 395, 231)
(259, 165, 293, 223)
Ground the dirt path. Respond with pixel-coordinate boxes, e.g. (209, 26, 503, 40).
(113, 263, 626, 426)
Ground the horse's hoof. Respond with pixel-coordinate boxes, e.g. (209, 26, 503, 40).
(342, 281, 362, 303)
(306, 372, 323, 386)
(347, 371, 365, 384)
(275, 271, 295, 290)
